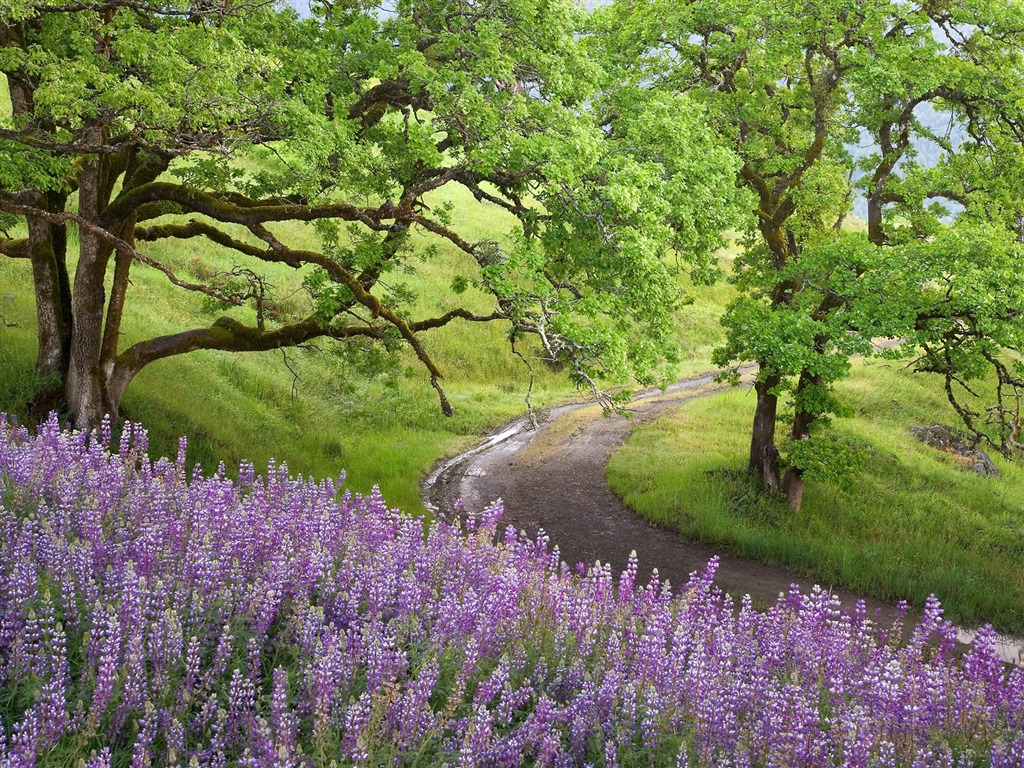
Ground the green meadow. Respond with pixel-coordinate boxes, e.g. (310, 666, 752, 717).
(7, 197, 1024, 632)
(4, 56, 1023, 627)
(0, 186, 727, 513)
(608, 358, 1024, 633)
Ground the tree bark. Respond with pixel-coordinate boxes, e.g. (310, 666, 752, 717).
(781, 470, 804, 511)
(46, 191, 73, 342)
(4, 65, 72, 391)
(26, 202, 69, 380)
(749, 371, 782, 494)
(99, 216, 137, 392)
(65, 129, 116, 430)
(781, 369, 822, 511)
(867, 192, 885, 247)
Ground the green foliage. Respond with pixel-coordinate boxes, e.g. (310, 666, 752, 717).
(781, 434, 866, 491)
(598, 0, 1024, 493)
(2, 0, 743, 428)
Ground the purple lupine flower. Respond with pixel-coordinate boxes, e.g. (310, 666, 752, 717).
(130, 703, 157, 768)
(1, 415, 1023, 766)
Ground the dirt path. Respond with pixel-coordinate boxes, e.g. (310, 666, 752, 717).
(423, 370, 1024, 664)
(425, 370, 902, 616)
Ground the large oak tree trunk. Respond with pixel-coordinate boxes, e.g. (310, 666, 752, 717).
(749, 371, 782, 494)
(27, 208, 69, 380)
(6, 68, 74, 417)
(65, 139, 116, 430)
(24, 194, 72, 423)
(781, 369, 822, 511)
(746, 227, 797, 498)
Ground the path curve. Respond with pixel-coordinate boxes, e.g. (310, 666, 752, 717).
(423, 369, 1024, 664)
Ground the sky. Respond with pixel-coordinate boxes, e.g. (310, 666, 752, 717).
(284, 0, 311, 17)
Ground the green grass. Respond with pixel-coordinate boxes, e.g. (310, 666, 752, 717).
(607, 358, 1024, 633)
(0, 231, 571, 515)
(0, 75, 10, 122)
(12, 106, 1023, 635)
(8, 154, 1024, 635)
(5, 173, 727, 512)
(0, 120, 740, 513)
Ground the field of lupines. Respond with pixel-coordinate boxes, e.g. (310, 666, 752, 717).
(1, 416, 1023, 767)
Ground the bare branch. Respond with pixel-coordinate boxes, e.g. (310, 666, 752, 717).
(510, 335, 538, 428)
(132, 252, 248, 305)
(410, 308, 505, 332)
(429, 375, 453, 417)
(135, 219, 270, 259)
(281, 348, 300, 400)
(0, 198, 138, 259)
(0, 128, 160, 157)
(406, 212, 481, 256)
(104, 182, 392, 232)
(116, 314, 384, 372)
(0, 237, 31, 258)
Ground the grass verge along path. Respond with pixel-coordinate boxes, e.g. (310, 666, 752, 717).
(608, 359, 1024, 634)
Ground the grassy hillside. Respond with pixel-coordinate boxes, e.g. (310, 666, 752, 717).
(608, 359, 1024, 633)
(0, 201, 541, 512)
(0, 178, 728, 512)
(7, 167, 1024, 633)
(0, 64, 733, 512)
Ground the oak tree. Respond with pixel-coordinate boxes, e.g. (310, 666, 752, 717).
(0, 0, 739, 429)
(598, 0, 1024, 508)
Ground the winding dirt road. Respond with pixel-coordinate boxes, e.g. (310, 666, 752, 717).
(423, 370, 1024, 664)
